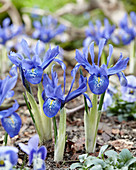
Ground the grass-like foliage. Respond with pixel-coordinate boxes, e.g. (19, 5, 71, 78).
(70, 145, 136, 170)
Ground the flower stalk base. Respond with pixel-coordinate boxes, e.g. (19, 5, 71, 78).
(54, 107, 66, 162)
(84, 94, 100, 153)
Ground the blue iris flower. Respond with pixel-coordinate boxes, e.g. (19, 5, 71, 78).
(19, 134, 47, 170)
(75, 39, 129, 95)
(0, 146, 18, 169)
(0, 100, 22, 138)
(8, 39, 59, 84)
(0, 65, 18, 106)
(32, 16, 66, 43)
(121, 75, 136, 102)
(83, 18, 120, 47)
(42, 63, 92, 118)
(0, 65, 21, 138)
(0, 18, 23, 45)
(119, 12, 136, 45)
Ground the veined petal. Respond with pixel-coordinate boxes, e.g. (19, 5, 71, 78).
(41, 46, 59, 70)
(89, 41, 95, 65)
(1, 112, 22, 138)
(88, 74, 109, 95)
(83, 92, 92, 107)
(21, 39, 31, 59)
(75, 49, 92, 74)
(107, 54, 129, 76)
(65, 83, 87, 103)
(21, 59, 34, 70)
(107, 44, 113, 66)
(37, 146, 47, 160)
(7, 150, 18, 166)
(18, 143, 30, 155)
(54, 58, 66, 93)
(19, 65, 31, 93)
(83, 37, 92, 47)
(97, 39, 106, 66)
(28, 134, 39, 151)
(0, 100, 19, 119)
(3, 18, 10, 27)
(25, 66, 43, 84)
(8, 52, 24, 67)
(117, 71, 127, 86)
(29, 149, 36, 165)
(43, 98, 61, 118)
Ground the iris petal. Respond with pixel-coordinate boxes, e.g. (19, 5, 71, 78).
(25, 66, 43, 84)
(88, 74, 109, 95)
(43, 98, 61, 118)
(38, 146, 47, 160)
(1, 112, 22, 138)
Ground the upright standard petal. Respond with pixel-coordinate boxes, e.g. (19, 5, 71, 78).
(97, 38, 106, 66)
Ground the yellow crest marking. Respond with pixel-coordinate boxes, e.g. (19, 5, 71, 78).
(9, 117, 15, 124)
(98, 77, 101, 83)
(0, 160, 4, 165)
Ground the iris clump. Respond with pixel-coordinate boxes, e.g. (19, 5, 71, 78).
(19, 134, 47, 170)
(75, 38, 129, 95)
(83, 18, 119, 47)
(32, 16, 66, 43)
(119, 12, 136, 45)
(0, 65, 21, 138)
(8, 39, 59, 84)
(0, 146, 18, 169)
(0, 18, 22, 45)
(42, 64, 91, 118)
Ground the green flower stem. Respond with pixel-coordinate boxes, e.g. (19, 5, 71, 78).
(23, 93, 35, 124)
(54, 107, 66, 162)
(84, 94, 98, 153)
(84, 91, 106, 153)
(129, 39, 136, 75)
(52, 116, 58, 144)
(3, 132, 8, 146)
(98, 91, 106, 111)
(26, 90, 44, 143)
(37, 83, 52, 142)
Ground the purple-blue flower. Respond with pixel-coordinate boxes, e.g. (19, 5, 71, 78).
(8, 39, 59, 84)
(119, 12, 136, 45)
(42, 62, 92, 118)
(0, 100, 22, 138)
(19, 134, 47, 170)
(32, 16, 66, 43)
(0, 65, 21, 138)
(121, 75, 136, 102)
(0, 18, 23, 45)
(83, 18, 119, 47)
(0, 146, 18, 169)
(103, 85, 117, 111)
(75, 39, 129, 95)
(0, 65, 18, 106)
